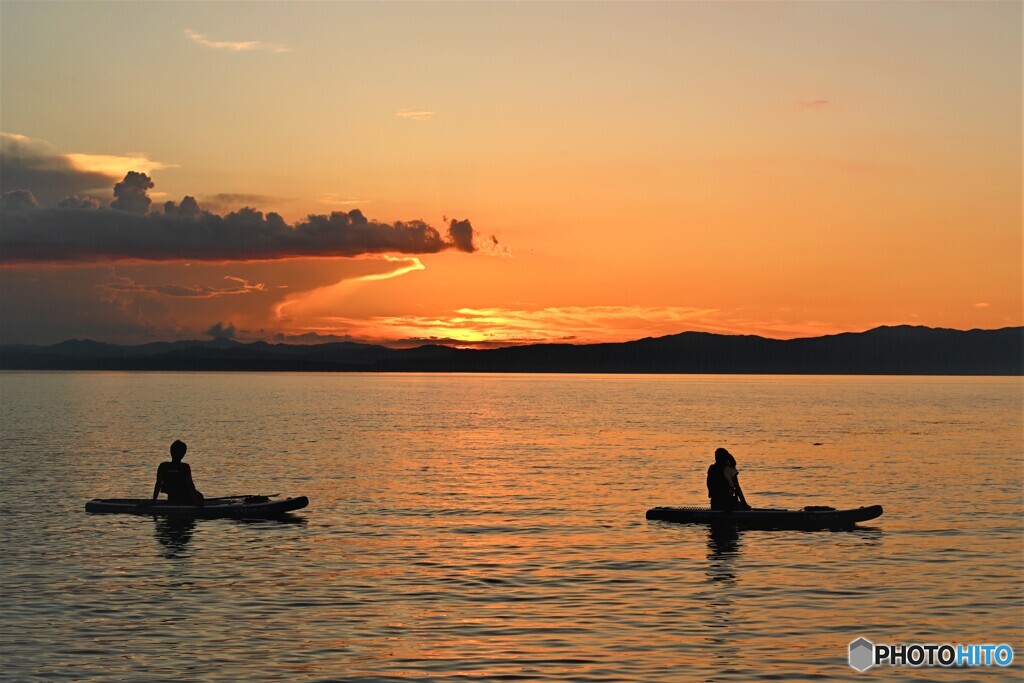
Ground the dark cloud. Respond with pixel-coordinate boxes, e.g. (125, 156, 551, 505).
(0, 133, 114, 206)
(447, 219, 476, 253)
(58, 195, 102, 209)
(111, 171, 154, 213)
(205, 321, 236, 339)
(1, 173, 478, 264)
(163, 196, 201, 216)
(1, 190, 39, 211)
(199, 193, 281, 214)
(0, 265, 174, 344)
(274, 331, 362, 344)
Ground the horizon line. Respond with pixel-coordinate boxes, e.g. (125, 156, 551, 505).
(4, 323, 1021, 352)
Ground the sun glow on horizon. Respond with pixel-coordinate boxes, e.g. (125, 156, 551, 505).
(274, 305, 912, 349)
(0, 2, 1019, 346)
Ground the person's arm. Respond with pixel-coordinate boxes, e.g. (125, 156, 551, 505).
(734, 474, 750, 508)
(152, 464, 163, 502)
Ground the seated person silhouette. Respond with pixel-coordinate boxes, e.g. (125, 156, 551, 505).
(707, 447, 751, 511)
(152, 440, 204, 506)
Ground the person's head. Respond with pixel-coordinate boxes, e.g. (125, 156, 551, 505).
(714, 447, 734, 465)
(170, 440, 187, 462)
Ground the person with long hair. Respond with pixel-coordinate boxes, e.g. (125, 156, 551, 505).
(707, 447, 750, 511)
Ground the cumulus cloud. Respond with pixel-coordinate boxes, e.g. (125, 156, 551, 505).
(185, 29, 290, 54)
(1, 190, 39, 211)
(58, 195, 102, 209)
(111, 171, 155, 213)
(163, 195, 201, 217)
(205, 321, 237, 339)
(446, 219, 475, 253)
(1, 173, 479, 264)
(0, 133, 113, 206)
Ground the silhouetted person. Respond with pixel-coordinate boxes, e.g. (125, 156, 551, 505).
(152, 440, 204, 506)
(707, 447, 750, 511)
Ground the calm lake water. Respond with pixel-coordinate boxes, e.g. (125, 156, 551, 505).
(1, 372, 1021, 682)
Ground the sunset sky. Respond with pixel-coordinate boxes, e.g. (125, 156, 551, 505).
(1, 1, 1020, 346)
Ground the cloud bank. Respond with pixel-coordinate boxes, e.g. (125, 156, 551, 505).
(0, 133, 115, 206)
(1, 173, 478, 264)
(1, 132, 174, 207)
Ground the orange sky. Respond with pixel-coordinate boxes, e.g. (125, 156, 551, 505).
(0, 2, 1020, 346)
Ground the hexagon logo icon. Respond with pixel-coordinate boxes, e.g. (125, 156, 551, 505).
(849, 638, 874, 671)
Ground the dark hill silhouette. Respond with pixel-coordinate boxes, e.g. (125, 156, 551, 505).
(0, 326, 1019, 375)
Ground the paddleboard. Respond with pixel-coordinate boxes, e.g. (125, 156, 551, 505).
(85, 495, 309, 518)
(646, 504, 882, 529)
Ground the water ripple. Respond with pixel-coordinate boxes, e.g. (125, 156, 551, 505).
(1, 372, 1020, 682)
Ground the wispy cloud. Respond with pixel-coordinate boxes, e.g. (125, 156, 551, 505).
(395, 110, 435, 121)
(273, 256, 425, 322)
(66, 153, 176, 178)
(185, 28, 290, 54)
(199, 193, 285, 214)
(103, 275, 266, 300)
(319, 193, 370, 206)
(798, 98, 831, 109)
(973, 302, 990, 308)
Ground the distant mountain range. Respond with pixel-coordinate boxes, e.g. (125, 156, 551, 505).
(0, 326, 1020, 375)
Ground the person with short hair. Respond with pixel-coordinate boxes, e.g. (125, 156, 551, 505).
(707, 447, 750, 511)
(152, 440, 204, 506)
